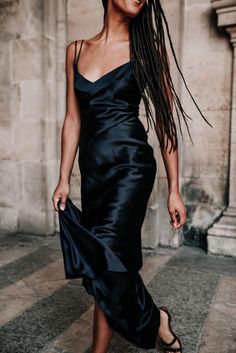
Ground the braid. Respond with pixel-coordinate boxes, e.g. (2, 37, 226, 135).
(102, 0, 108, 21)
(102, 0, 213, 153)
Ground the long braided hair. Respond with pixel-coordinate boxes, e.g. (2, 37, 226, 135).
(102, 0, 213, 153)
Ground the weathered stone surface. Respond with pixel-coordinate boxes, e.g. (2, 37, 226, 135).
(19, 209, 47, 234)
(183, 203, 224, 249)
(67, 0, 103, 41)
(0, 0, 21, 40)
(44, 80, 57, 120)
(70, 167, 81, 205)
(43, 37, 57, 82)
(19, 0, 43, 39)
(21, 161, 46, 210)
(182, 50, 232, 111)
(208, 233, 236, 256)
(182, 176, 227, 206)
(0, 121, 14, 159)
(0, 0, 65, 235)
(0, 84, 20, 120)
(44, 160, 60, 234)
(0, 0, 42, 40)
(11, 37, 44, 82)
(182, 110, 230, 179)
(0, 160, 19, 208)
(0, 207, 18, 233)
(43, 120, 57, 161)
(0, 40, 11, 85)
(208, 208, 236, 256)
(142, 203, 160, 249)
(15, 120, 43, 161)
(20, 80, 45, 120)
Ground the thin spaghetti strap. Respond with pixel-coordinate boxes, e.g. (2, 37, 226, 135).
(74, 40, 77, 65)
(75, 39, 84, 66)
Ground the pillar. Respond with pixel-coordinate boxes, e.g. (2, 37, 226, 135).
(207, 0, 236, 255)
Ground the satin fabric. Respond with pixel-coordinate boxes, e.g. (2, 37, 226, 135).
(58, 58, 160, 349)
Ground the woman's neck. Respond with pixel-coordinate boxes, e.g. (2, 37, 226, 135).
(97, 4, 130, 43)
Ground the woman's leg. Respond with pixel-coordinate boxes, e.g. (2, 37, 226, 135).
(91, 301, 113, 353)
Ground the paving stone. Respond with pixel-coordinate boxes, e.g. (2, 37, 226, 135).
(0, 236, 61, 288)
(198, 275, 236, 353)
(0, 281, 93, 353)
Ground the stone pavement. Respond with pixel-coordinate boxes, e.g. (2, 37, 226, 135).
(0, 233, 235, 353)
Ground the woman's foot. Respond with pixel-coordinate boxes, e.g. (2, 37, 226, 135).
(157, 306, 182, 352)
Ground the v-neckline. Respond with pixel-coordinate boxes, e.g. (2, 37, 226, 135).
(74, 60, 131, 85)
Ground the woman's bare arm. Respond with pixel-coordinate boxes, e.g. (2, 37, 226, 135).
(52, 41, 82, 211)
(157, 56, 186, 229)
(159, 131, 186, 230)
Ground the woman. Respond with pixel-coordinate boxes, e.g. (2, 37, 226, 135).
(52, 0, 212, 352)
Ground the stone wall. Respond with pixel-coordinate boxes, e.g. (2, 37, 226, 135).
(0, 0, 66, 235)
(180, 0, 232, 248)
(0, 0, 43, 233)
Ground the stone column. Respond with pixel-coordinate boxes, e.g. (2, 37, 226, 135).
(207, 0, 236, 255)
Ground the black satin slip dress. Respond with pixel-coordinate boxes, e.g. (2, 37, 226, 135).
(58, 39, 160, 350)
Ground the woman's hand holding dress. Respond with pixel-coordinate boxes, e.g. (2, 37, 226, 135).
(52, 181, 70, 211)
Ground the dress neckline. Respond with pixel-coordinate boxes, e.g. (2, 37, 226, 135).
(74, 60, 132, 85)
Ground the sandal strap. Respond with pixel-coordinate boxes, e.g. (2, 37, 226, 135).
(162, 335, 177, 347)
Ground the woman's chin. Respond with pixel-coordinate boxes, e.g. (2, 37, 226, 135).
(114, 0, 146, 18)
(124, 6, 145, 18)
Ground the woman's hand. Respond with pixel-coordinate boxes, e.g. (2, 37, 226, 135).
(167, 191, 186, 229)
(52, 180, 70, 212)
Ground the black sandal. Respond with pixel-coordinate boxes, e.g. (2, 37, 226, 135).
(158, 306, 182, 352)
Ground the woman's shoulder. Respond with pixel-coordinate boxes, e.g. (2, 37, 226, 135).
(65, 35, 99, 59)
(65, 39, 83, 63)
(66, 39, 83, 53)
(67, 34, 101, 52)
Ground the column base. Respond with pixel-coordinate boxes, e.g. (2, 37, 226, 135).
(207, 207, 236, 256)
